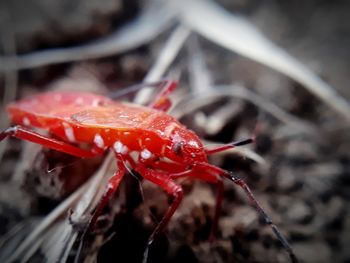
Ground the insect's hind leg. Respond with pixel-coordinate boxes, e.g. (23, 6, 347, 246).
(0, 126, 98, 158)
(210, 178, 224, 241)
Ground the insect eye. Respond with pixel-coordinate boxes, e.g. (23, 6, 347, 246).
(172, 141, 184, 156)
(98, 101, 108, 106)
(92, 99, 107, 107)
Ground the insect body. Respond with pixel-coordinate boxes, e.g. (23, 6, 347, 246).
(0, 81, 298, 263)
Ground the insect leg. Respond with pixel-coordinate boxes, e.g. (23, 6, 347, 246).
(87, 156, 126, 230)
(210, 177, 224, 241)
(144, 159, 187, 173)
(230, 175, 298, 263)
(193, 162, 298, 263)
(148, 80, 178, 111)
(135, 164, 183, 263)
(75, 156, 126, 262)
(171, 170, 224, 241)
(0, 126, 98, 157)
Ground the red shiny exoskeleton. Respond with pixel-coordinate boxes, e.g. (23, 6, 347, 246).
(0, 81, 297, 263)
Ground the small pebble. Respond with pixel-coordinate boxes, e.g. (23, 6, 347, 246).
(285, 200, 313, 224)
(220, 206, 258, 239)
(293, 242, 331, 263)
(276, 167, 298, 192)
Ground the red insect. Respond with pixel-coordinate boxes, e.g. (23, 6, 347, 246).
(0, 81, 297, 263)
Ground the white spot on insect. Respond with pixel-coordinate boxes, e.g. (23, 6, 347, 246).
(94, 134, 104, 148)
(157, 131, 165, 136)
(75, 97, 84, 105)
(140, 149, 152, 160)
(123, 131, 131, 136)
(113, 141, 128, 154)
(92, 99, 100, 107)
(113, 141, 122, 152)
(145, 137, 151, 142)
(63, 123, 76, 142)
(23, 117, 31, 126)
(54, 94, 62, 102)
(105, 129, 110, 133)
(9, 126, 18, 133)
(188, 140, 199, 148)
(172, 133, 183, 143)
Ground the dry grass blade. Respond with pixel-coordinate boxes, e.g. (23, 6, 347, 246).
(39, 154, 115, 263)
(0, 1, 175, 71)
(0, 219, 38, 261)
(200, 100, 243, 135)
(0, 7, 18, 163)
(167, 0, 350, 121)
(40, 219, 77, 263)
(135, 25, 190, 104)
(187, 35, 213, 93)
(4, 154, 114, 263)
(173, 84, 318, 137)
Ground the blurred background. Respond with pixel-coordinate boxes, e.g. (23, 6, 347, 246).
(0, 0, 349, 262)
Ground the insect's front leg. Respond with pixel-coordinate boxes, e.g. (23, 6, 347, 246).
(135, 158, 224, 241)
(133, 164, 183, 263)
(87, 155, 127, 230)
(75, 154, 127, 262)
(170, 169, 224, 241)
(193, 161, 298, 263)
(0, 126, 99, 158)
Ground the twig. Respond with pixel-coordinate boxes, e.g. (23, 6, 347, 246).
(167, 0, 350, 121)
(173, 84, 318, 137)
(187, 34, 213, 93)
(202, 99, 243, 135)
(2, 0, 348, 120)
(0, 1, 175, 71)
(5, 154, 114, 263)
(134, 25, 190, 104)
(0, 7, 18, 163)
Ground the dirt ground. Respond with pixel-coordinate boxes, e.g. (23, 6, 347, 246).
(0, 1, 349, 263)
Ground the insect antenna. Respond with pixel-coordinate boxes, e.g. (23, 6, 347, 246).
(204, 137, 254, 155)
(193, 162, 298, 263)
